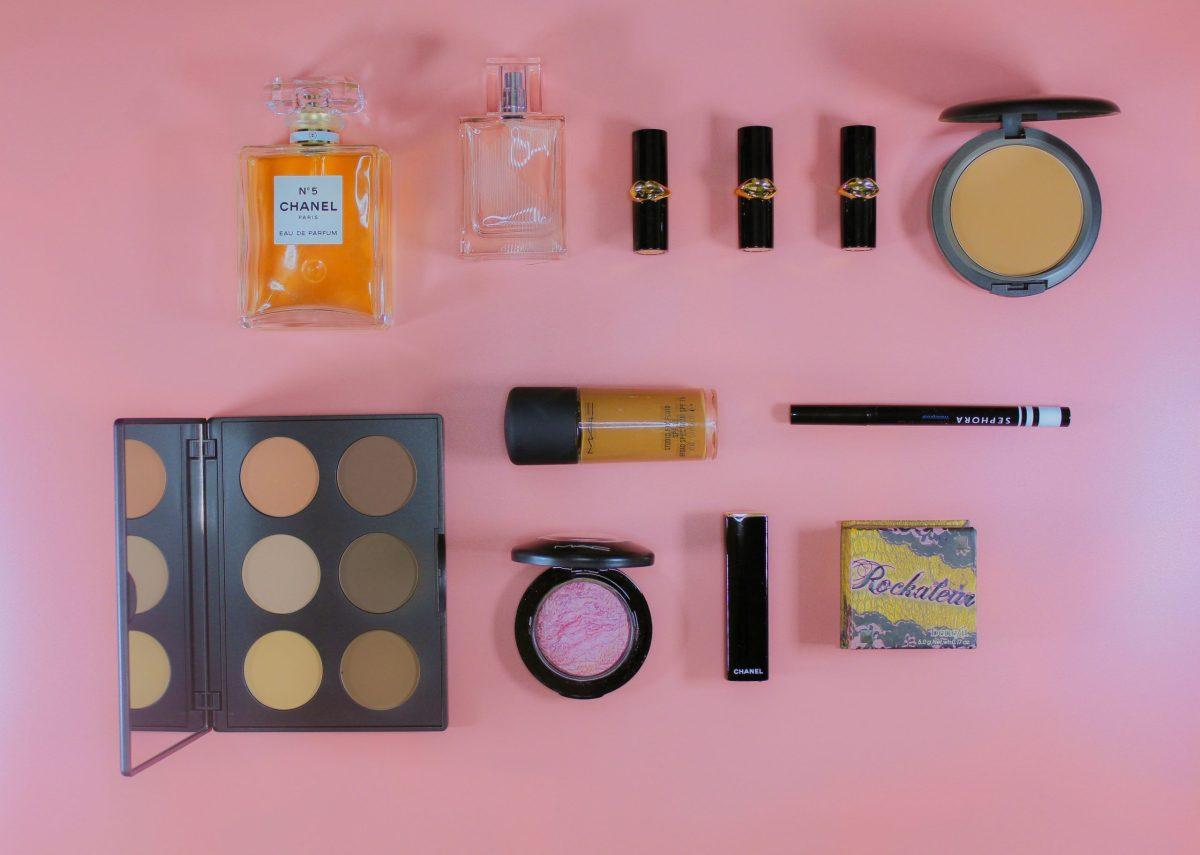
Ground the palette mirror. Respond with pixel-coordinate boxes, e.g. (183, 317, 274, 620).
(115, 415, 446, 776)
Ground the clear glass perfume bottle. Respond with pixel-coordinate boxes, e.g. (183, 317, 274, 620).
(459, 59, 565, 259)
(238, 77, 392, 329)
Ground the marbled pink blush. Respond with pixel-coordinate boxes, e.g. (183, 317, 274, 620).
(534, 580, 632, 677)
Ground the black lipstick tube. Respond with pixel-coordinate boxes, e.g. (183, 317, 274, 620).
(737, 126, 774, 251)
(631, 129, 668, 254)
(726, 513, 768, 681)
(840, 125, 876, 250)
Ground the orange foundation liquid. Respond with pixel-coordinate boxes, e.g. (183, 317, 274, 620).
(578, 388, 717, 462)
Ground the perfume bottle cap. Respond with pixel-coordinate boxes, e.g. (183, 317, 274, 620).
(266, 77, 364, 141)
(485, 58, 543, 115)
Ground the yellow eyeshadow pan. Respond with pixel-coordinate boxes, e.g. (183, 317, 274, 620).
(128, 631, 170, 709)
(243, 630, 323, 710)
(950, 146, 1083, 277)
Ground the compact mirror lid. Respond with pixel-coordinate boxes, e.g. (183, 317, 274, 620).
(511, 536, 655, 570)
(940, 96, 1120, 124)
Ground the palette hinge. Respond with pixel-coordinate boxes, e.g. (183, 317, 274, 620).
(187, 438, 217, 460)
(193, 691, 221, 710)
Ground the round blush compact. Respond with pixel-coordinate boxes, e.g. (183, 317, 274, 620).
(511, 536, 653, 699)
(930, 96, 1118, 297)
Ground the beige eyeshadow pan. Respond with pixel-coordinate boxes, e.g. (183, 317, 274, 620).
(339, 533, 419, 614)
(337, 435, 417, 516)
(340, 630, 420, 710)
(126, 536, 168, 614)
(124, 440, 167, 518)
(241, 534, 321, 615)
(240, 437, 320, 517)
(950, 145, 1083, 277)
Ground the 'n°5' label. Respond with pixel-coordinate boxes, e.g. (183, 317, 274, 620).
(273, 176, 343, 245)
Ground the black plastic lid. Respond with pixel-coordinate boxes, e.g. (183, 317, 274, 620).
(737, 126, 773, 181)
(840, 125, 875, 181)
(633, 129, 667, 183)
(504, 387, 580, 465)
(939, 96, 1119, 124)
(512, 536, 655, 570)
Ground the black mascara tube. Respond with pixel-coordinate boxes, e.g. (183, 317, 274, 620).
(726, 513, 768, 681)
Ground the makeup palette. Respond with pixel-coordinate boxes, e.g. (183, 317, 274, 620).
(511, 537, 654, 699)
(115, 415, 445, 776)
(931, 96, 1119, 296)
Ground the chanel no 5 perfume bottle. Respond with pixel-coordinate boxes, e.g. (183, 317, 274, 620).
(238, 77, 392, 328)
(459, 59, 565, 259)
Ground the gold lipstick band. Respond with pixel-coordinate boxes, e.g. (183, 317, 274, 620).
(736, 177, 777, 201)
(630, 180, 670, 203)
(838, 177, 880, 200)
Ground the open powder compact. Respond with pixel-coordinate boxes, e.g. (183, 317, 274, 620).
(511, 537, 654, 699)
(930, 96, 1119, 297)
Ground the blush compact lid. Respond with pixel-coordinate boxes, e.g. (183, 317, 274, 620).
(939, 96, 1120, 125)
(511, 536, 654, 570)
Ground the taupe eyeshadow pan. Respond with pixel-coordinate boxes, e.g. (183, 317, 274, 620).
(337, 435, 417, 516)
(339, 533, 419, 614)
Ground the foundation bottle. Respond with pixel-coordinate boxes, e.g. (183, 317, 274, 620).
(238, 77, 392, 329)
(504, 387, 718, 464)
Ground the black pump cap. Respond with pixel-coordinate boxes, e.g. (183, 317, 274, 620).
(632, 129, 667, 183)
(840, 125, 875, 181)
(737, 126, 773, 181)
(504, 387, 580, 465)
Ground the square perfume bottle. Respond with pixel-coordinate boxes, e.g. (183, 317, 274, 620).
(459, 59, 565, 259)
(238, 77, 392, 328)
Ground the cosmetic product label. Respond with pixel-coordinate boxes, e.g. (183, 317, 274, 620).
(840, 521, 976, 649)
(273, 176, 343, 245)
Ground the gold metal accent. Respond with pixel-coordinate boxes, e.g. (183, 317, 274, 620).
(838, 177, 880, 200)
(629, 180, 671, 203)
(736, 178, 777, 200)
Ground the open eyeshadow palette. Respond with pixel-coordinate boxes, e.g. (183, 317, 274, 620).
(114, 415, 445, 776)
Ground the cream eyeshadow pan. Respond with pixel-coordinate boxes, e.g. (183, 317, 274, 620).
(115, 415, 446, 775)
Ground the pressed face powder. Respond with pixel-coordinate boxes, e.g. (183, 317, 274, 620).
(128, 630, 170, 709)
(534, 579, 632, 678)
(124, 440, 167, 519)
(126, 536, 168, 614)
(337, 435, 417, 516)
(240, 437, 320, 518)
(339, 533, 419, 614)
(950, 145, 1083, 277)
(243, 630, 323, 710)
(241, 534, 321, 614)
(340, 630, 420, 710)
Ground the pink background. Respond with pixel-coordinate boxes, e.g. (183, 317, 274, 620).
(2, 0, 1198, 851)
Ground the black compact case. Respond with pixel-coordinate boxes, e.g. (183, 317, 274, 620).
(115, 415, 446, 776)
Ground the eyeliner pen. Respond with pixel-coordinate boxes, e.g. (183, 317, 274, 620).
(789, 404, 1070, 427)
